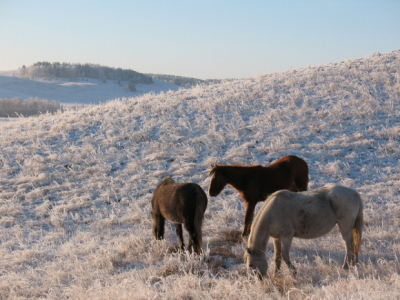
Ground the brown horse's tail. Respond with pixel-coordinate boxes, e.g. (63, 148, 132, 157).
(352, 198, 363, 264)
(194, 189, 208, 253)
(290, 156, 309, 192)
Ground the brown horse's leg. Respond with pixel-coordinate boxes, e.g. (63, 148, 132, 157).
(174, 224, 185, 250)
(281, 236, 297, 276)
(242, 201, 256, 237)
(273, 238, 283, 276)
(294, 175, 308, 192)
(288, 182, 298, 192)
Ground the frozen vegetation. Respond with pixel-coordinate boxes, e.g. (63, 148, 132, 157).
(0, 97, 62, 117)
(0, 50, 400, 299)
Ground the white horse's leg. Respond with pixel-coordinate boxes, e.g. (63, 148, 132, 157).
(281, 236, 297, 276)
(273, 238, 282, 276)
(337, 224, 355, 269)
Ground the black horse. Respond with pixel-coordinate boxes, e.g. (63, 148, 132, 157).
(151, 177, 208, 254)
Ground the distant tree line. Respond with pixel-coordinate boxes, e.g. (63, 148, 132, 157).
(19, 62, 154, 85)
(147, 74, 222, 87)
(0, 97, 62, 117)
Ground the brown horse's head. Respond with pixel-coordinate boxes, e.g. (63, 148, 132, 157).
(208, 165, 228, 197)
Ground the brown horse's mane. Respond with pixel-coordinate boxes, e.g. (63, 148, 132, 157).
(209, 164, 262, 177)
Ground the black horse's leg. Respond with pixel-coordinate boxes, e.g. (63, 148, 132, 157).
(152, 214, 157, 239)
(184, 220, 199, 254)
(174, 223, 185, 250)
(273, 238, 283, 276)
(242, 201, 256, 237)
(153, 213, 165, 240)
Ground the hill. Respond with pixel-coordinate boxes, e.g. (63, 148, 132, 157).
(0, 50, 400, 298)
(0, 63, 182, 105)
(19, 62, 154, 85)
(147, 73, 224, 87)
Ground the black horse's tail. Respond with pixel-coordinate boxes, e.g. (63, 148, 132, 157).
(194, 188, 208, 253)
(353, 196, 363, 264)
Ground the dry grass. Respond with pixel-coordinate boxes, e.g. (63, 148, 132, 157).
(0, 50, 400, 299)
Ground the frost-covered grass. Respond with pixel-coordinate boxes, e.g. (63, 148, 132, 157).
(1, 50, 400, 299)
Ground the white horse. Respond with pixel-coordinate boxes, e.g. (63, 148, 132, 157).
(244, 184, 363, 277)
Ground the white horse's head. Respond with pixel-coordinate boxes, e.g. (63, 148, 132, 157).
(244, 248, 268, 279)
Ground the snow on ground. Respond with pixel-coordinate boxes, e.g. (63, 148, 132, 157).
(0, 71, 182, 105)
(0, 50, 400, 299)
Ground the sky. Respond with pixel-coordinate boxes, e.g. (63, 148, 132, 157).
(1, 0, 399, 79)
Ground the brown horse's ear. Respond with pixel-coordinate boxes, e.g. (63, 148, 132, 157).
(209, 166, 217, 177)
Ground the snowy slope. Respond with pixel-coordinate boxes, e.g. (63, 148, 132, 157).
(0, 71, 182, 105)
(0, 50, 400, 299)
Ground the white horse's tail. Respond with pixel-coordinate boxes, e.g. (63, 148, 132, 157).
(194, 188, 208, 253)
(352, 199, 363, 264)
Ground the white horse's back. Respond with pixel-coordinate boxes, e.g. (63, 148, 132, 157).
(251, 185, 361, 242)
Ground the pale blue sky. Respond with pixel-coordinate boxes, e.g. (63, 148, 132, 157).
(1, 0, 399, 79)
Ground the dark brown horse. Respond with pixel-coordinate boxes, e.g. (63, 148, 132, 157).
(151, 177, 208, 254)
(208, 155, 309, 237)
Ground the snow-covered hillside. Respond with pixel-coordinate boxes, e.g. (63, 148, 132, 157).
(0, 71, 182, 105)
(1, 50, 400, 299)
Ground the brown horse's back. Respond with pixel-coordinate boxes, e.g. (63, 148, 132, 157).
(254, 155, 309, 199)
(270, 155, 309, 192)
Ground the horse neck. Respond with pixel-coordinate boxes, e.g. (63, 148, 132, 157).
(248, 207, 270, 253)
(221, 166, 257, 191)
